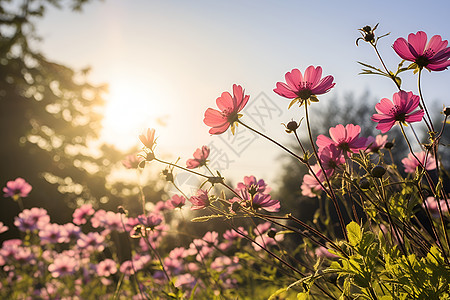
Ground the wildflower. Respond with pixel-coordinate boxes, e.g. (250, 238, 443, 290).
(72, 204, 95, 225)
(77, 232, 105, 252)
(48, 255, 78, 278)
(315, 246, 338, 259)
(393, 31, 450, 71)
(366, 134, 388, 152)
(423, 196, 449, 218)
(223, 227, 248, 241)
(14, 208, 50, 232)
(318, 144, 345, 175)
(252, 222, 283, 251)
(188, 189, 210, 210)
(122, 154, 144, 169)
(139, 128, 156, 150)
(137, 213, 163, 230)
(0, 222, 8, 234)
(186, 145, 210, 169)
(203, 84, 250, 135)
(401, 151, 436, 173)
(166, 194, 186, 209)
(96, 259, 118, 277)
(301, 164, 326, 198)
(371, 91, 424, 133)
(274, 66, 335, 107)
(316, 124, 367, 155)
(39, 223, 68, 245)
(236, 175, 270, 195)
(3, 178, 32, 200)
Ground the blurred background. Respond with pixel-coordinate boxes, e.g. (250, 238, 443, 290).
(1, 0, 449, 240)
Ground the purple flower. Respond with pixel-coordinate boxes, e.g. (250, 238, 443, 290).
(14, 208, 50, 232)
(3, 178, 32, 200)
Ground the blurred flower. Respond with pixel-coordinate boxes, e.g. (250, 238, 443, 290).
(77, 232, 105, 252)
(188, 189, 210, 210)
(96, 259, 118, 277)
(139, 128, 156, 149)
(3, 178, 32, 200)
(274, 66, 335, 106)
(204, 84, 250, 135)
(371, 91, 424, 133)
(252, 222, 283, 251)
(119, 260, 136, 276)
(393, 31, 450, 71)
(366, 134, 388, 153)
(402, 151, 436, 173)
(39, 223, 68, 245)
(316, 124, 367, 156)
(315, 246, 338, 259)
(48, 255, 78, 278)
(137, 213, 163, 230)
(0, 222, 8, 234)
(122, 154, 144, 169)
(186, 145, 210, 169)
(14, 208, 50, 232)
(72, 204, 95, 225)
(166, 194, 186, 210)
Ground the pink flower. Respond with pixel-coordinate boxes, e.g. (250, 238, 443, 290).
(0, 222, 8, 234)
(366, 134, 388, 153)
(77, 232, 105, 252)
(274, 66, 335, 106)
(39, 223, 68, 245)
(301, 164, 326, 198)
(139, 128, 156, 149)
(3, 178, 32, 199)
(236, 176, 270, 194)
(186, 146, 210, 169)
(72, 204, 95, 225)
(14, 208, 50, 231)
(316, 124, 367, 155)
(402, 151, 436, 173)
(122, 154, 144, 169)
(48, 255, 78, 278)
(137, 213, 163, 229)
(203, 84, 250, 135)
(252, 222, 283, 251)
(423, 197, 449, 218)
(166, 194, 186, 209)
(315, 246, 338, 259)
(393, 31, 450, 71)
(318, 144, 345, 174)
(96, 259, 118, 277)
(371, 91, 424, 133)
(188, 189, 210, 210)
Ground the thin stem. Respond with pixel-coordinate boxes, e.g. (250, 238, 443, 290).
(154, 157, 211, 179)
(417, 69, 434, 132)
(304, 103, 348, 241)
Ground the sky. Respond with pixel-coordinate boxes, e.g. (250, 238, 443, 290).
(34, 0, 450, 188)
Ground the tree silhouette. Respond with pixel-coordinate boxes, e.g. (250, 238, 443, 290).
(0, 0, 166, 241)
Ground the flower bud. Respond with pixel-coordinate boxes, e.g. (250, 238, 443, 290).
(444, 106, 450, 116)
(371, 165, 386, 178)
(359, 178, 370, 190)
(384, 141, 394, 149)
(267, 229, 276, 239)
(231, 201, 241, 213)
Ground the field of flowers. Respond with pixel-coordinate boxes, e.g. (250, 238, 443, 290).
(1, 25, 450, 299)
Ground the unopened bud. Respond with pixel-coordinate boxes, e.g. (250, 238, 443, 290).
(444, 106, 450, 116)
(231, 201, 241, 213)
(359, 178, 370, 190)
(371, 165, 386, 178)
(267, 229, 276, 239)
(384, 141, 394, 149)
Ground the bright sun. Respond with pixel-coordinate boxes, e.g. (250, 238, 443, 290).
(100, 77, 167, 151)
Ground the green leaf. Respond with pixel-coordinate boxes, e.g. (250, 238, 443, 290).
(297, 292, 310, 300)
(347, 221, 362, 247)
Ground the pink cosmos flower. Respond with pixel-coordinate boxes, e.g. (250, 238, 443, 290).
(223, 227, 248, 241)
(188, 189, 210, 210)
(48, 255, 78, 278)
(77, 232, 105, 252)
(0, 222, 8, 234)
(166, 194, 186, 209)
(371, 91, 424, 133)
(186, 146, 210, 169)
(3, 178, 32, 199)
(14, 208, 50, 232)
(301, 164, 326, 198)
(366, 134, 388, 153)
(236, 176, 270, 194)
(318, 144, 345, 175)
(316, 124, 367, 155)
(203, 84, 250, 135)
(402, 151, 436, 173)
(96, 259, 118, 277)
(252, 222, 284, 251)
(122, 154, 144, 169)
(137, 213, 163, 229)
(393, 31, 450, 71)
(72, 204, 95, 225)
(315, 246, 338, 259)
(39, 223, 68, 245)
(139, 128, 156, 149)
(274, 66, 335, 106)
